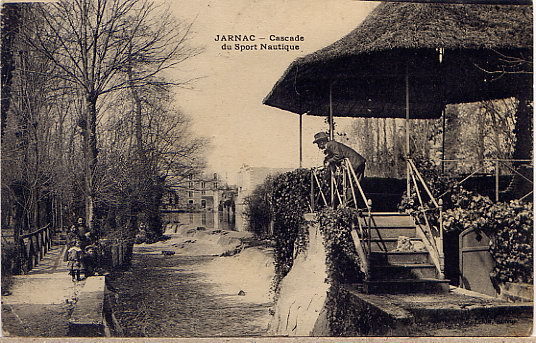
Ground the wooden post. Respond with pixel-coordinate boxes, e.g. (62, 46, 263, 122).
(310, 170, 315, 212)
(441, 109, 446, 175)
(405, 63, 411, 197)
(495, 160, 500, 202)
(39, 231, 44, 259)
(438, 199, 445, 279)
(47, 227, 51, 250)
(329, 82, 334, 140)
(299, 113, 303, 168)
(342, 164, 347, 207)
(330, 171, 335, 208)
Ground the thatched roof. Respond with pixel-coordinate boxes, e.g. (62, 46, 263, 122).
(263, 3, 533, 119)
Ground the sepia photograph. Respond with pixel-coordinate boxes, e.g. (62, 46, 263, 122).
(0, 0, 533, 339)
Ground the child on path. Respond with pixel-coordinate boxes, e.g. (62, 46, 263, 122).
(66, 241, 84, 282)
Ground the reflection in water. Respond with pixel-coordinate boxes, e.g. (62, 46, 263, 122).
(163, 211, 235, 230)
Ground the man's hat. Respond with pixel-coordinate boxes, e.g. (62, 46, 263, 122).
(313, 132, 329, 144)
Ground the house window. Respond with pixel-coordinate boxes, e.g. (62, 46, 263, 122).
(188, 191, 193, 198)
(188, 174, 193, 180)
(213, 182, 218, 189)
(189, 181, 193, 188)
(201, 190, 206, 195)
(201, 181, 206, 189)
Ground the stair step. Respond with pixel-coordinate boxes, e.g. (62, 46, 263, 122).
(370, 251, 431, 264)
(369, 238, 423, 252)
(369, 212, 410, 216)
(369, 227, 417, 239)
(370, 263, 438, 280)
(364, 278, 450, 294)
(359, 214, 414, 228)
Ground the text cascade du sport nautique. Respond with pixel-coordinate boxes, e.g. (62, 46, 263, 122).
(215, 34, 304, 52)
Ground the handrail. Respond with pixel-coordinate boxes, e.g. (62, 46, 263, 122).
(22, 224, 51, 239)
(312, 169, 329, 207)
(352, 219, 369, 280)
(18, 224, 53, 273)
(407, 158, 444, 278)
(408, 159, 440, 209)
(343, 158, 373, 280)
(309, 161, 373, 280)
(345, 159, 371, 212)
(440, 158, 533, 202)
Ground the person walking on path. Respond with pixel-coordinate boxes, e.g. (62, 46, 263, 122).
(66, 241, 83, 282)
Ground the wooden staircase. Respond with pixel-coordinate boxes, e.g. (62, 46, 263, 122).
(358, 212, 449, 294)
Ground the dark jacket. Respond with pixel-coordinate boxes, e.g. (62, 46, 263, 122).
(324, 140, 366, 171)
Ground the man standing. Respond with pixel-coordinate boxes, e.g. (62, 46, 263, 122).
(313, 132, 366, 180)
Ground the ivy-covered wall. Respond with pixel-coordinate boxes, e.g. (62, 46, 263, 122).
(317, 207, 364, 284)
(443, 197, 533, 284)
(270, 169, 312, 289)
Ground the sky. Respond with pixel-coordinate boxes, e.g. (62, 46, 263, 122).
(167, 0, 378, 183)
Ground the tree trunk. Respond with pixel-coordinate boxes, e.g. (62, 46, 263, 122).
(84, 93, 98, 231)
(392, 119, 398, 178)
(506, 96, 533, 200)
(127, 59, 147, 236)
(512, 96, 533, 161)
(1, 4, 20, 135)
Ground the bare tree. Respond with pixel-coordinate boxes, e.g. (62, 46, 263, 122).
(97, 85, 206, 238)
(26, 0, 201, 230)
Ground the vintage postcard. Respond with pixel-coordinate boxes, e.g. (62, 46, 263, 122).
(0, 0, 533, 340)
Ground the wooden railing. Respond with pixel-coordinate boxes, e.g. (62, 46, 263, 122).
(440, 158, 533, 202)
(19, 224, 53, 273)
(310, 159, 373, 279)
(407, 159, 444, 278)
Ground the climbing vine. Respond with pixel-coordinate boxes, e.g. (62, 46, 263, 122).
(443, 197, 533, 284)
(398, 158, 533, 285)
(317, 207, 364, 284)
(270, 168, 312, 290)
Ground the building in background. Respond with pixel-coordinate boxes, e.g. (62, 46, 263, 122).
(163, 173, 219, 211)
(161, 173, 238, 229)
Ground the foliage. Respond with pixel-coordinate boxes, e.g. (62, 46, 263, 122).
(399, 157, 533, 284)
(443, 198, 533, 284)
(317, 207, 364, 284)
(398, 157, 533, 284)
(270, 169, 311, 290)
(243, 175, 275, 237)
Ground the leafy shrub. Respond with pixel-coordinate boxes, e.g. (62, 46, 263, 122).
(443, 198, 533, 284)
(399, 158, 534, 284)
(317, 207, 364, 284)
(270, 169, 312, 289)
(243, 175, 275, 237)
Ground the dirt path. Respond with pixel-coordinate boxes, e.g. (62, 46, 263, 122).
(1, 245, 85, 337)
(107, 237, 274, 337)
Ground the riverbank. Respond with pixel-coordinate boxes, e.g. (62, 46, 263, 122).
(107, 228, 275, 337)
